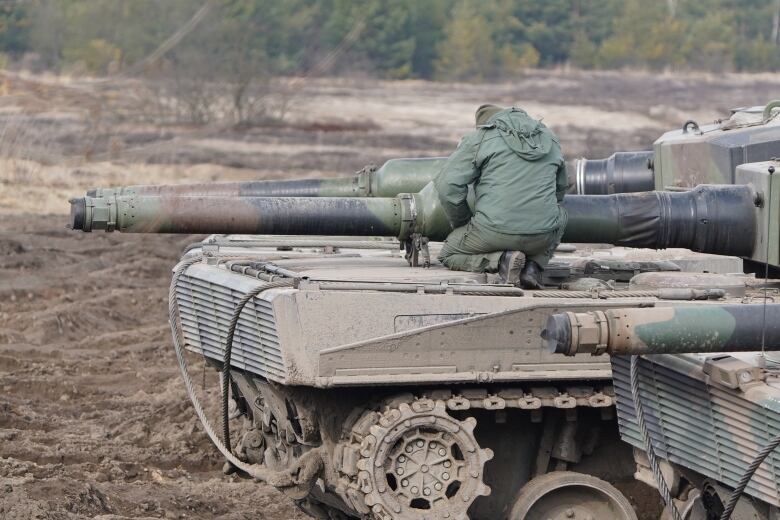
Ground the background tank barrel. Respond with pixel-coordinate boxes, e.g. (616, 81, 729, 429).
(69, 183, 757, 258)
(87, 157, 445, 199)
(573, 151, 655, 195)
(543, 305, 780, 356)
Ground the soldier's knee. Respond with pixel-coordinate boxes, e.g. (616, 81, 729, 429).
(439, 252, 460, 270)
(437, 245, 454, 264)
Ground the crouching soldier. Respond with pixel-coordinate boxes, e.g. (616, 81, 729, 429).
(436, 104, 568, 289)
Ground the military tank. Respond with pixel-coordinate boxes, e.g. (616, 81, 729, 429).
(84, 101, 779, 203)
(68, 140, 780, 520)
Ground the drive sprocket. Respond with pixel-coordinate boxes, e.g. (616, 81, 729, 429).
(355, 398, 493, 520)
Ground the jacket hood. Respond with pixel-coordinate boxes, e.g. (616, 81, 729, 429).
(484, 107, 553, 161)
(475, 104, 503, 126)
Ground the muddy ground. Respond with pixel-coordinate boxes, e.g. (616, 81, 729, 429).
(1, 71, 779, 519)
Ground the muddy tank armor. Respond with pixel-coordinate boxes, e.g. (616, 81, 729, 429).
(69, 162, 780, 517)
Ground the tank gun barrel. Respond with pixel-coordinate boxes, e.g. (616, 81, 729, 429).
(561, 184, 755, 255)
(573, 151, 655, 195)
(87, 157, 445, 199)
(69, 183, 757, 258)
(68, 195, 403, 236)
(90, 178, 364, 198)
(543, 305, 780, 356)
(89, 152, 649, 200)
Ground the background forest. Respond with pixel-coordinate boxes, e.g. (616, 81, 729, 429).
(0, 0, 778, 126)
(0, 0, 779, 81)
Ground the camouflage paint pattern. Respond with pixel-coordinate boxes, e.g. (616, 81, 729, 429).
(545, 304, 780, 356)
(571, 101, 780, 194)
(653, 102, 780, 190)
(88, 157, 446, 199)
(545, 300, 780, 506)
(71, 194, 403, 235)
(69, 183, 758, 258)
(611, 353, 780, 507)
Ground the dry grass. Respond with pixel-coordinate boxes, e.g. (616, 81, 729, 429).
(1, 70, 779, 215)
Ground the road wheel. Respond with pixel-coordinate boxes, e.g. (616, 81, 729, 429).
(509, 471, 638, 520)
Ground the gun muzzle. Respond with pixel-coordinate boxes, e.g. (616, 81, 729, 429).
(574, 151, 655, 195)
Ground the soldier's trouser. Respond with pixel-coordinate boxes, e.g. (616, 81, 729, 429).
(438, 215, 566, 273)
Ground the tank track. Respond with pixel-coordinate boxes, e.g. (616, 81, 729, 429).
(332, 385, 616, 519)
(418, 385, 614, 412)
(345, 397, 493, 520)
(232, 376, 620, 519)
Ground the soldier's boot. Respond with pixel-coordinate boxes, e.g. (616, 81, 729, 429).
(519, 260, 544, 290)
(498, 250, 525, 285)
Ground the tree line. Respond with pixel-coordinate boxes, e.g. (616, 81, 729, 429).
(2, 0, 777, 80)
(0, 0, 780, 81)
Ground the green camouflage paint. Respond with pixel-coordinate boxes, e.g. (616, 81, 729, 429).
(69, 183, 758, 259)
(653, 101, 780, 190)
(88, 157, 446, 199)
(544, 304, 780, 356)
(632, 306, 738, 354)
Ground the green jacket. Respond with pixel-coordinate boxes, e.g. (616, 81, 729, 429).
(434, 107, 567, 235)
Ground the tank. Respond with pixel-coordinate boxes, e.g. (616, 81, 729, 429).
(68, 170, 779, 519)
(543, 305, 780, 519)
(129, 234, 780, 520)
(573, 100, 780, 194)
(76, 101, 780, 206)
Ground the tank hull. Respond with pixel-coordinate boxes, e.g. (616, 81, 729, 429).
(175, 239, 661, 519)
(170, 238, 778, 519)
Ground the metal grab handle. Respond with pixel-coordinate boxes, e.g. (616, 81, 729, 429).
(682, 120, 700, 134)
(763, 100, 780, 122)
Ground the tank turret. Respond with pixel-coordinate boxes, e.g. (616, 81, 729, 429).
(573, 100, 780, 194)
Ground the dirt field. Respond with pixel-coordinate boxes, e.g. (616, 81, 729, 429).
(2, 71, 780, 519)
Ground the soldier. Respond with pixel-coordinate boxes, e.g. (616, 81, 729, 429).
(435, 104, 568, 289)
